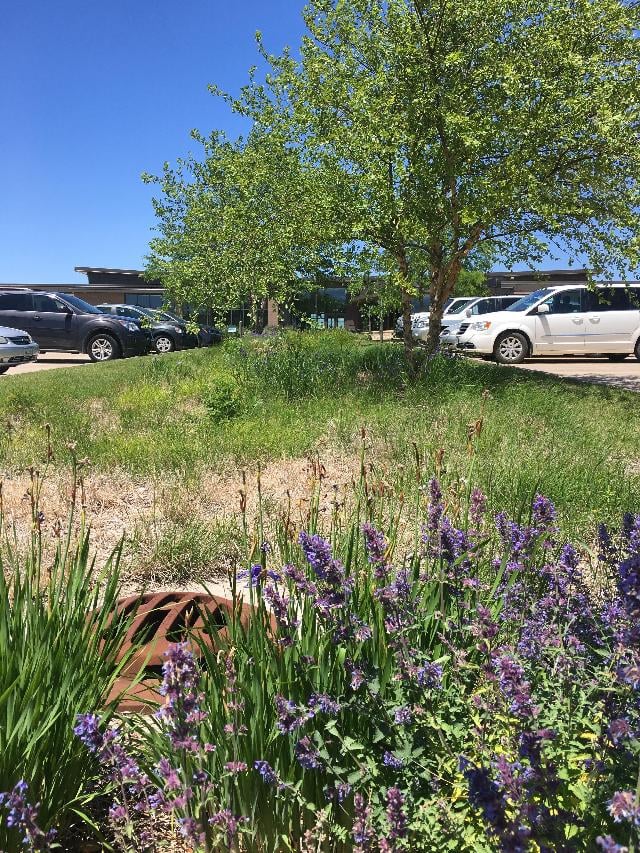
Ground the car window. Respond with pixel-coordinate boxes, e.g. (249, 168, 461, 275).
(0, 293, 33, 311)
(33, 295, 69, 313)
(540, 289, 584, 314)
(469, 300, 489, 315)
(507, 288, 555, 312)
(588, 288, 640, 312)
(447, 299, 475, 315)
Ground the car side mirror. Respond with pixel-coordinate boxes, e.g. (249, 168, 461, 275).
(464, 308, 472, 317)
(537, 303, 550, 314)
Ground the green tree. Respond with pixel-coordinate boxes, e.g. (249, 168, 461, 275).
(144, 130, 339, 329)
(219, 0, 639, 353)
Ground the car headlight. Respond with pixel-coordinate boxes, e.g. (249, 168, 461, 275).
(470, 321, 492, 331)
(0, 336, 7, 344)
(116, 320, 139, 333)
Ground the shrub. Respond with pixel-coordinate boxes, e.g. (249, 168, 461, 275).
(201, 373, 246, 421)
(73, 478, 640, 851)
(224, 330, 415, 400)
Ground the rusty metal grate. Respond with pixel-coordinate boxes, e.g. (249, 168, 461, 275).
(106, 591, 253, 713)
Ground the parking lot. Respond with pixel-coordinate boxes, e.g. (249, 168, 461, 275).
(7, 353, 91, 374)
(515, 356, 640, 392)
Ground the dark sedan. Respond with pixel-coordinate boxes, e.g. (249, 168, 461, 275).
(96, 304, 198, 353)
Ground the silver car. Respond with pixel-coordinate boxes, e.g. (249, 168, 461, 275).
(0, 325, 39, 374)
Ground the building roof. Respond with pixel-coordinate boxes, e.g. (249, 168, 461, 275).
(74, 266, 145, 276)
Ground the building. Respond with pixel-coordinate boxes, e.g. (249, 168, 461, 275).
(0, 266, 591, 331)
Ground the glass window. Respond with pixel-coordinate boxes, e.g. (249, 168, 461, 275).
(506, 288, 555, 312)
(125, 293, 164, 309)
(541, 289, 584, 314)
(56, 294, 102, 314)
(33, 295, 68, 313)
(588, 288, 636, 312)
(0, 293, 32, 311)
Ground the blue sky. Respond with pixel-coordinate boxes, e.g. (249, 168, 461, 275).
(1, 1, 591, 285)
(0, 0, 302, 283)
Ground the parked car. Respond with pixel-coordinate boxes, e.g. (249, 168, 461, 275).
(439, 295, 522, 345)
(154, 308, 223, 347)
(0, 324, 39, 374)
(0, 290, 150, 362)
(452, 284, 640, 364)
(395, 297, 475, 338)
(96, 304, 198, 353)
(411, 297, 480, 342)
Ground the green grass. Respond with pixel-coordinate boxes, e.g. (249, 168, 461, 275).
(0, 332, 638, 532)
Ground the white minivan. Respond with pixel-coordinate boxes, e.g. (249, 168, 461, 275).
(454, 284, 640, 364)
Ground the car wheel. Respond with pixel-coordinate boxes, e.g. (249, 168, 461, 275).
(606, 354, 628, 362)
(494, 332, 528, 365)
(88, 333, 120, 362)
(0, 366, 9, 375)
(154, 334, 175, 354)
(635, 338, 640, 362)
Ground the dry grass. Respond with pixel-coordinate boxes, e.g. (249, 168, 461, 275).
(0, 452, 364, 592)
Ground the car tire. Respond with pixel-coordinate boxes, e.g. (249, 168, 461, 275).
(494, 332, 528, 365)
(0, 366, 8, 375)
(606, 354, 628, 362)
(154, 334, 175, 354)
(87, 333, 120, 362)
(635, 338, 640, 362)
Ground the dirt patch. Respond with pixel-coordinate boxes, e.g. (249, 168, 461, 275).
(0, 453, 364, 588)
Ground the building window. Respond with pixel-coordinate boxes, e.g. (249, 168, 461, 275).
(125, 293, 164, 309)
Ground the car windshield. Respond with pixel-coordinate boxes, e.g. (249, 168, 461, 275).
(157, 309, 184, 323)
(58, 294, 102, 314)
(446, 298, 475, 315)
(505, 288, 555, 312)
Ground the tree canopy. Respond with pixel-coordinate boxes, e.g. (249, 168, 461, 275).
(146, 0, 640, 352)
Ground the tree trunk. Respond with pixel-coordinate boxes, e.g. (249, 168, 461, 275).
(425, 263, 461, 354)
(395, 246, 416, 365)
(401, 292, 414, 360)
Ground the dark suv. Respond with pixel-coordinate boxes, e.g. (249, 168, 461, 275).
(0, 290, 150, 362)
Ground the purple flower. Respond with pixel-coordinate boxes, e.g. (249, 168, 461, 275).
(609, 791, 640, 825)
(324, 783, 352, 802)
(597, 836, 628, 852)
(0, 781, 56, 850)
(532, 494, 557, 532)
(156, 758, 181, 791)
(352, 792, 375, 851)
(308, 693, 340, 716)
(362, 522, 388, 565)
(383, 751, 404, 769)
(224, 761, 248, 774)
(294, 736, 323, 770)
(108, 804, 128, 824)
(470, 487, 487, 528)
(385, 787, 408, 841)
(275, 695, 309, 734)
(254, 760, 278, 785)
(264, 582, 299, 645)
(209, 809, 246, 847)
(393, 706, 412, 725)
(73, 713, 104, 753)
(493, 653, 537, 719)
(608, 718, 631, 745)
(416, 661, 443, 689)
(157, 642, 206, 752)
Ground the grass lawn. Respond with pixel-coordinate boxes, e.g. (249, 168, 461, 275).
(0, 332, 638, 533)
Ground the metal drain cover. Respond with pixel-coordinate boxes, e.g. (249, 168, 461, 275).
(106, 591, 253, 712)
